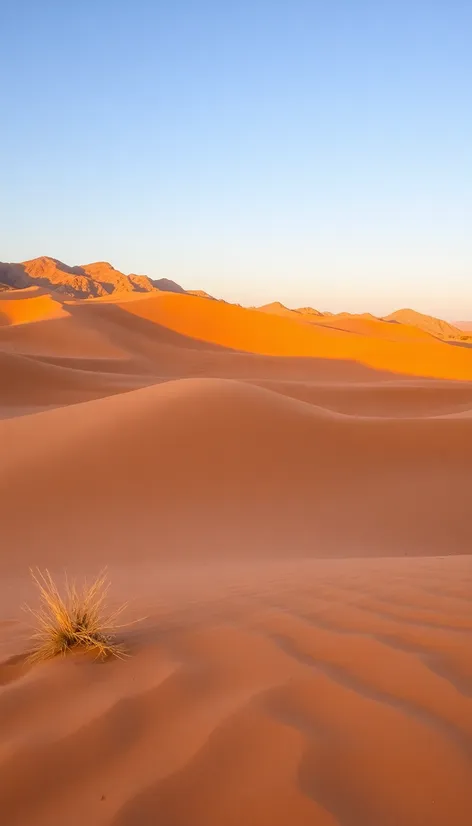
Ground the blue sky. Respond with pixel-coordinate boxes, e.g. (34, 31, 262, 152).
(1, 1, 470, 317)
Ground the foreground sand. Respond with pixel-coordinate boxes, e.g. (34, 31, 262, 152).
(1, 286, 471, 824)
(1, 558, 471, 826)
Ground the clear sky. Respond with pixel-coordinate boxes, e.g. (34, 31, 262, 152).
(1, 1, 470, 317)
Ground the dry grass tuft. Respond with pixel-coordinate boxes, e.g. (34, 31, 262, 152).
(25, 569, 128, 663)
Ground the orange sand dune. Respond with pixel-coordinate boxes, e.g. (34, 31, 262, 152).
(1, 285, 471, 826)
(2, 286, 472, 381)
(4, 299, 448, 413)
(314, 313, 434, 341)
(106, 291, 472, 380)
(0, 350, 150, 411)
(1, 377, 471, 570)
(0, 312, 128, 359)
(0, 287, 68, 326)
(252, 377, 472, 416)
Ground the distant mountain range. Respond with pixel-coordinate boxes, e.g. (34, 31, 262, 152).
(383, 308, 462, 339)
(0, 257, 189, 299)
(256, 302, 324, 322)
(256, 301, 467, 341)
(0, 256, 469, 341)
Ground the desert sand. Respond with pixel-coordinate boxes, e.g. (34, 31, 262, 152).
(0, 282, 471, 825)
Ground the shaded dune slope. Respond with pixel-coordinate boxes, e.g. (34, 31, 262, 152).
(0, 351, 150, 408)
(1, 378, 471, 572)
(252, 378, 472, 417)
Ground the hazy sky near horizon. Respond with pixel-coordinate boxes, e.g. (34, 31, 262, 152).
(1, 1, 471, 317)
